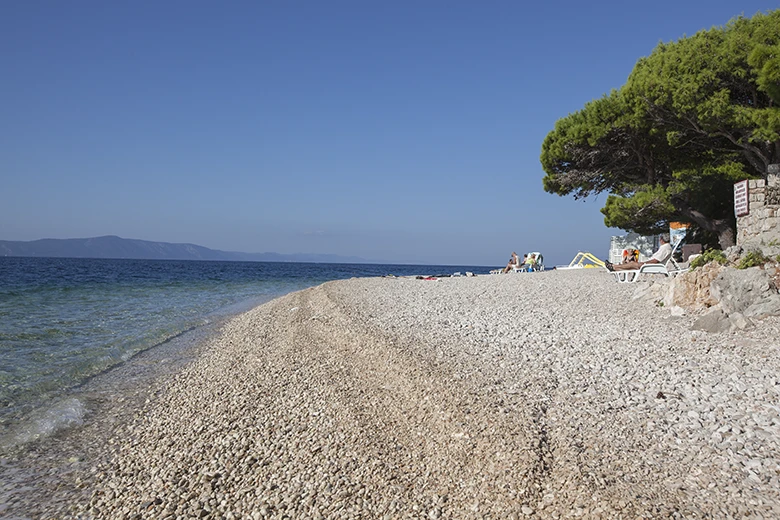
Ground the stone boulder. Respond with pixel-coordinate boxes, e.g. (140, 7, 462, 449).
(690, 307, 755, 333)
(724, 245, 743, 264)
(710, 266, 780, 318)
(663, 262, 724, 310)
(641, 261, 780, 333)
(631, 276, 670, 303)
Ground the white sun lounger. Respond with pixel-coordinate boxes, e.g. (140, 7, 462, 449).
(613, 262, 688, 283)
(612, 240, 688, 283)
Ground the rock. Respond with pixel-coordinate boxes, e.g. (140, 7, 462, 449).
(667, 263, 780, 328)
(724, 245, 744, 264)
(727, 312, 753, 331)
(669, 263, 724, 309)
(711, 267, 779, 315)
(691, 307, 730, 333)
(632, 278, 670, 302)
(744, 294, 780, 318)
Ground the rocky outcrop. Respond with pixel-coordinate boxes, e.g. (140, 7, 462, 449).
(710, 266, 780, 317)
(636, 262, 780, 333)
(664, 262, 724, 310)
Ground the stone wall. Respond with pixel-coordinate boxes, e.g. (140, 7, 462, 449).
(736, 166, 780, 257)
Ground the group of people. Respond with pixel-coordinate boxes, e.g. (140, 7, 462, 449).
(502, 252, 539, 273)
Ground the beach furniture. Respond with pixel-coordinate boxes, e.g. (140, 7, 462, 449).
(555, 251, 605, 270)
(612, 262, 689, 283)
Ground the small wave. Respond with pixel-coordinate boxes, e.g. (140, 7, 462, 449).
(0, 398, 86, 452)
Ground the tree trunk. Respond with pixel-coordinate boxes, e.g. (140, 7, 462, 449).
(714, 223, 736, 250)
(674, 203, 736, 249)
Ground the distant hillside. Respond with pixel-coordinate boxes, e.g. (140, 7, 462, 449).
(0, 236, 369, 264)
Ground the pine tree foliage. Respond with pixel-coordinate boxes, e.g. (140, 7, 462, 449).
(541, 10, 780, 249)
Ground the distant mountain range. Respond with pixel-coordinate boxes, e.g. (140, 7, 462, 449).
(0, 236, 369, 264)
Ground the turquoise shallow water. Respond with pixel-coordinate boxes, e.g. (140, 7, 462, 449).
(0, 257, 490, 451)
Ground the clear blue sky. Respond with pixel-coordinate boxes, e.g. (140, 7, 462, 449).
(2, 1, 776, 266)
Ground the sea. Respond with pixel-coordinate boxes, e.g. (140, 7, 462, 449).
(0, 256, 491, 455)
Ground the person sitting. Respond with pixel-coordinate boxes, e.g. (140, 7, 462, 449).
(524, 253, 538, 271)
(605, 234, 672, 272)
(502, 252, 520, 273)
(513, 253, 529, 270)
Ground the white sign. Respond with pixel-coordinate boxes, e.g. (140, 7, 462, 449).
(734, 180, 749, 217)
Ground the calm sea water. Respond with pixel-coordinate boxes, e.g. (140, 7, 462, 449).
(0, 257, 490, 452)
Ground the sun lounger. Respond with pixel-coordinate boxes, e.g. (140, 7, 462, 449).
(612, 240, 688, 283)
(613, 262, 688, 283)
(556, 252, 604, 270)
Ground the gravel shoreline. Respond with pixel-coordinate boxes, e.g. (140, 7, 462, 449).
(13, 269, 780, 518)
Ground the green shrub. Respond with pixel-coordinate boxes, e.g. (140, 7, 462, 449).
(690, 249, 727, 270)
(737, 250, 770, 269)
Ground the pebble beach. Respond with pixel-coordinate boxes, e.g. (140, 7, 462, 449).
(7, 269, 780, 518)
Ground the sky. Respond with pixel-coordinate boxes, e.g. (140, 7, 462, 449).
(2, 1, 777, 266)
